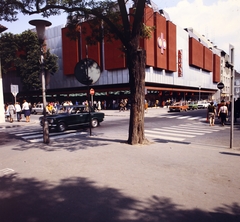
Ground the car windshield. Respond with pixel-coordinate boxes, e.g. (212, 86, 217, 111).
(58, 106, 89, 114)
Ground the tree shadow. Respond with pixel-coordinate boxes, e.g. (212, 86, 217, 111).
(11, 135, 127, 152)
(0, 174, 240, 222)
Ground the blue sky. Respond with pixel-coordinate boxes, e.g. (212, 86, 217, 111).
(0, 0, 239, 70)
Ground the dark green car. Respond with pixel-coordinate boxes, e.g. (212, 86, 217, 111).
(187, 102, 198, 110)
(39, 105, 104, 132)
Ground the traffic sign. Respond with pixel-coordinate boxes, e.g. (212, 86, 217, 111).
(90, 88, 95, 95)
(217, 82, 224, 89)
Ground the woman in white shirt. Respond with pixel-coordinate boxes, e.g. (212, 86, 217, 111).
(15, 102, 22, 122)
(22, 100, 31, 122)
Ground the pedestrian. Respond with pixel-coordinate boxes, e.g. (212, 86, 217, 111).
(218, 101, 228, 126)
(8, 102, 15, 123)
(207, 101, 216, 126)
(22, 99, 31, 122)
(4, 103, 10, 121)
(144, 100, 148, 113)
(15, 102, 22, 122)
(97, 101, 101, 111)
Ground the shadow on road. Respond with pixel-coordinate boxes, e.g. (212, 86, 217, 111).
(0, 173, 240, 222)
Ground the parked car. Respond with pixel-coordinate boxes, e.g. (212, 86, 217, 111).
(39, 105, 104, 132)
(197, 101, 210, 109)
(169, 102, 188, 112)
(187, 102, 198, 110)
(32, 103, 44, 114)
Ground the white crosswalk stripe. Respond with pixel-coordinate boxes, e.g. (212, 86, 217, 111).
(145, 122, 226, 142)
(156, 115, 205, 121)
(7, 129, 88, 143)
(0, 168, 14, 175)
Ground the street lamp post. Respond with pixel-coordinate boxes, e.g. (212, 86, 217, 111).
(29, 19, 51, 144)
(199, 86, 201, 101)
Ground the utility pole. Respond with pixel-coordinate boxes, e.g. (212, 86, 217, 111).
(226, 44, 234, 149)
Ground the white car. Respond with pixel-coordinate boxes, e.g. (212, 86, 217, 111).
(197, 101, 210, 109)
(31, 103, 43, 114)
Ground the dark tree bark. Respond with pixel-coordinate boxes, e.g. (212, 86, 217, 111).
(127, 45, 147, 145)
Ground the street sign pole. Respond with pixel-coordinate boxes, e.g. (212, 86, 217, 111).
(229, 44, 234, 149)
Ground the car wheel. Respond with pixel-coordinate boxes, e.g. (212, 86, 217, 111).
(33, 110, 37, 115)
(91, 119, 99, 128)
(58, 122, 66, 132)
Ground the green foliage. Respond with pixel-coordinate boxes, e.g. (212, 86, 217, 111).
(0, 30, 58, 91)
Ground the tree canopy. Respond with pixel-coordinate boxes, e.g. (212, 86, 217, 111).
(0, 30, 58, 91)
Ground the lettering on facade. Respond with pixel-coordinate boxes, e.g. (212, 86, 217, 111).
(157, 33, 167, 54)
(178, 49, 183, 77)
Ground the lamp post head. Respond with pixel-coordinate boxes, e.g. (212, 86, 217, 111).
(29, 19, 52, 43)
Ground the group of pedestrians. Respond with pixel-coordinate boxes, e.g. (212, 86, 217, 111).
(207, 100, 234, 126)
(4, 100, 31, 123)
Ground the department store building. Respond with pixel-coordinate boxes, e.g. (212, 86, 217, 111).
(4, 3, 222, 107)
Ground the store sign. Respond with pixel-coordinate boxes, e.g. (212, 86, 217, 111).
(178, 50, 183, 77)
(157, 33, 167, 54)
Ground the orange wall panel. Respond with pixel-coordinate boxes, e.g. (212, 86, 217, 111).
(62, 27, 78, 75)
(80, 22, 101, 67)
(167, 21, 176, 72)
(154, 12, 167, 69)
(104, 38, 126, 70)
(189, 37, 204, 68)
(203, 47, 213, 72)
(143, 6, 155, 67)
(213, 54, 220, 83)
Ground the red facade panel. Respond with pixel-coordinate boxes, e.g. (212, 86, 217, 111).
(104, 38, 126, 70)
(80, 22, 101, 67)
(154, 12, 167, 69)
(167, 21, 177, 72)
(62, 27, 78, 75)
(213, 54, 220, 83)
(189, 37, 204, 68)
(203, 47, 213, 72)
(143, 6, 155, 67)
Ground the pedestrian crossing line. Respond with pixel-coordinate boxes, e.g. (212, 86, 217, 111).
(161, 126, 217, 134)
(151, 128, 204, 135)
(145, 133, 185, 142)
(20, 130, 78, 140)
(176, 116, 193, 119)
(145, 129, 195, 138)
(188, 117, 202, 120)
(29, 131, 88, 143)
(158, 115, 206, 121)
(165, 125, 225, 133)
(163, 115, 178, 118)
(14, 130, 42, 137)
(0, 168, 14, 175)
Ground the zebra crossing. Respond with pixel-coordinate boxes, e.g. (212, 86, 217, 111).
(155, 115, 206, 121)
(6, 128, 88, 143)
(145, 122, 226, 142)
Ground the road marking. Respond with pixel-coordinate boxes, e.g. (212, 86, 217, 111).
(146, 122, 228, 142)
(145, 133, 185, 141)
(145, 129, 195, 138)
(152, 128, 204, 135)
(0, 168, 14, 175)
(176, 116, 192, 119)
(29, 131, 88, 143)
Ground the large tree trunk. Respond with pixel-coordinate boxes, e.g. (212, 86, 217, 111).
(127, 47, 147, 145)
